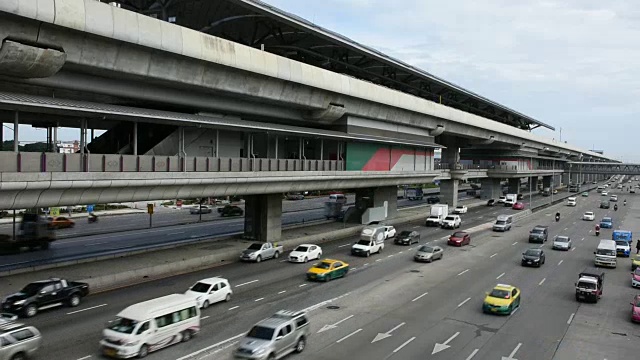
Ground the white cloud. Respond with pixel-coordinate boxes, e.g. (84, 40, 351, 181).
(268, 0, 640, 160)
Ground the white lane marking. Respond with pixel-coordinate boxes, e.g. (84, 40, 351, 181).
(506, 343, 523, 359)
(228, 306, 239, 311)
(510, 306, 520, 316)
(458, 297, 471, 307)
(567, 313, 575, 324)
(336, 328, 362, 343)
(412, 292, 429, 302)
(280, 260, 287, 262)
(176, 332, 245, 360)
(84, 242, 108, 246)
(201, 316, 210, 320)
(512, 241, 518, 246)
(490, 253, 498, 258)
(76, 356, 92, 360)
(564, 227, 568, 231)
(235, 279, 259, 287)
(387, 254, 394, 258)
(278, 290, 286, 294)
(573, 221, 576, 224)
(465, 349, 480, 360)
(393, 336, 416, 353)
(571, 247, 576, 251)
(338, 244, 351, 248)
(457, 269, 470, 276)
(496, 272, 505, 280)
(255, 298, 264, 302)
(581, 237, 585, 241)
(413, 226, 420, 229)
(364, 263, 369, 266)
(67, 304, 107, 315)
(539, 278, 546, 286)
(558, 260, 564, 266)
(376, 259, 382, 262)
(398, 251, 404, 254)
(299, 284, 308, 288)
(167, 231, 185, 236)
(538, 244, 545, 248)
(318, 315, 355, 333)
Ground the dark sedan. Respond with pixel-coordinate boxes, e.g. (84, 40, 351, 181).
(220, 205, 244, 217)
(426, 196, 440, 204)
(521, 248, 545, 267)
(448, 231, 470, 247)
(394, 231, 420, 245)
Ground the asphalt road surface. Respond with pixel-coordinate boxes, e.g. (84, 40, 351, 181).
(8, 185, 628, 360)
(0, 193, 478, 271)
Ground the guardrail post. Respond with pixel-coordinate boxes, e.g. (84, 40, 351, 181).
(152, 156, 156, 172)
(40, 152, 46, 172)
(63, 154, 67, 172)
(102, 155, 106, 172)
(16, 153, 21, 172)
(120, 155, 124, 172)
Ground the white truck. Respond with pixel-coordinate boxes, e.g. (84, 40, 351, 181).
(239, 242, 284, 263)
(425, 204, 449, 227)
(352, 226, 385, 256)
(505, 194, 517, 207)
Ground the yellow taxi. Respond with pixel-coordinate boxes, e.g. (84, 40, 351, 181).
(482, 284, 521, 315)
(632, 254, 640, 270)
(48, 216, 76, 229)
(306, 259, 349, 282)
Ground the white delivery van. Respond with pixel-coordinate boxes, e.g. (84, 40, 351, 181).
(594, 239, 617, 268)
(425, 204, 449, 226)
(100, 294, 200, 359)
(567, 197, 577, 206)
(505, 194, 517, 206)
(352, 226, 385, 256)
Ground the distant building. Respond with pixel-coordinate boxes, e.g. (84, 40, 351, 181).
(58, 140, 79, 154)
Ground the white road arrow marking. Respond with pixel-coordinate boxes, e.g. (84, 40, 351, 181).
(432, 331, 460, 354)
(371, 322, 405, 343)
(318, 315, 354, 333)
(502, 343, 522, 360)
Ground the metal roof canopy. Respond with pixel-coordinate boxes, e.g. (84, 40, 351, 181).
(0, 92, 439, 148)
(106, 0, 555, 132)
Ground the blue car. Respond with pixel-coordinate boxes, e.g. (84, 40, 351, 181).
(600, 217, 613, 229)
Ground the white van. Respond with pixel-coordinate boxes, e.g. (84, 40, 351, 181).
(328, 193, 347, 204)
(492, 215, 512, 232)
(594, 240, 617, 268)
(100, 294, 200, 359)
(567, 197, 577, 206)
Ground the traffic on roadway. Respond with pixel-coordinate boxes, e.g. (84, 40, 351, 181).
(4, 180, 639, 360)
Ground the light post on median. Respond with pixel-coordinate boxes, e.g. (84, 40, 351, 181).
(551, 158, 555, 204)
(530, 154, 533, 208)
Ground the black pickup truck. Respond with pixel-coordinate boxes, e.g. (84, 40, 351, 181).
(2, 278, 90, 317)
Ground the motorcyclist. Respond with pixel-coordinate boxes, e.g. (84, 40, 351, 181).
(595, 224, 600, 235)
(555, 212, 560, 221)
(614, 204, 618, 211)
(88, 212, 98, 223)
(624, 199, 627, 206)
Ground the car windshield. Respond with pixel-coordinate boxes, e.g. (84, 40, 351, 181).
(555, 237, 569, 243)
(445, 217, 455, 221)
(531, 229, 544, 234)
(20, 283, 44, 295)
(189, 282, 210, 293)
(452, 232, 466, 237)
(615, 240, 628, 246)
(489, 289, 511, 299)
(524, 249, 541, 256)
(247, 325, 275, 340)
(108, 317, 139, 334)
(496, 220, 506, 225)
(399, 231, 412, 237)
(314, 262, 332, 270)
(294, 246, 309, 252)
(419, 246, 434, 253)
(634, 268, 640, 276)
(585, 212, 593, 216)
(456, 206, 464, 209)
(602, 218, 612, 222)
(596, 249, 615, 256)
(247, 244, 263, 250)
(428, 216, 438, 219)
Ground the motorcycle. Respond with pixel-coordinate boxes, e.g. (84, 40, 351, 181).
(88, 215, 99, 223)
(614, 205, 618, 211)
(595, 226, 600, 236)
(555, 214, 560, 222)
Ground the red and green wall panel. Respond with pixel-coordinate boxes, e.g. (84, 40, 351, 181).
(346, 143, 433, 171)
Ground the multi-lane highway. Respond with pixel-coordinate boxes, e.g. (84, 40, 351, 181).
(0, 192, 481, 271)
(11, 184, 638, 360)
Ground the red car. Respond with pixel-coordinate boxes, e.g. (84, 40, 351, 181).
(631, 294, 640, 323)
(512, 202, 525, 210)
(448, 231, 471, 247)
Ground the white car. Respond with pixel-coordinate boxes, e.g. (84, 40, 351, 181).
(185, 277, 232, 309)
(288, 244, 322, 263)
(441, 215, 462, 229)
(567, 197, 577, 207)
(382, 225, 397, 239)
(583, 212, 595, 221)
(497, 196, 507, 203)
(453, 205, 468, 214)
(552, 236, 572, 251)
(601, 191, 608, 196)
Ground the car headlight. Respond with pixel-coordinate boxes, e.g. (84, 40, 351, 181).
(13, 299, 26, 305)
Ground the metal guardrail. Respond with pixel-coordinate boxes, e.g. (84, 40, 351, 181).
(0, 152, 345, 173)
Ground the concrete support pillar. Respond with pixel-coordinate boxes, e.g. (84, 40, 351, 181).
(542, 175, 552, 189)
(439, 135, 461, 167)
(530, 177, 539, 192)
(354, 186, 398, 222)
(13, 112, 18, 153)
(243, 194, 282, 242)
(562, 172, 570, 186)
(440, 179, 459, 207)
(507, 178, 520, 194)
(571, 172, 579, 185)
(480, 178, 502, 200)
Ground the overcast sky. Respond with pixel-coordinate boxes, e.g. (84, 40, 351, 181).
(263, 0, 639, 161)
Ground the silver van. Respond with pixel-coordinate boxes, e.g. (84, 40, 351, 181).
(328, 193, 347, 204)
(594, 239, 617, 268)
(234, 310, 309, 360)
(0, 320, 41, 360)
(493, 215, 512, 232)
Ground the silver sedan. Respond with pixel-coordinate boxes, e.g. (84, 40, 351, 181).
(414, 245, 444, 263)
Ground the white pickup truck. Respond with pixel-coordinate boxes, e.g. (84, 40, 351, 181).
(240, 242, 284, 263)
(352, 226, 386, 257)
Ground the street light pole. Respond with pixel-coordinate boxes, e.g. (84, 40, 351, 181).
(551, 159, 555, 204)
(530, 155, 533, 207)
